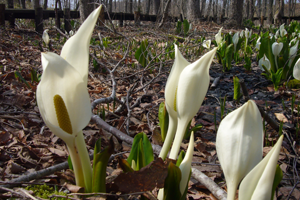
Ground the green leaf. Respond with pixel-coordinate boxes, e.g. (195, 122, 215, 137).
(183, 19, 190, 37)
(118, 157, 134, 172)
(176, 151, 185, 167)
(67, 155, 73, 170)
(158, 102, 169, 142)
(225, 44, 234, 70)
(134, 40, 152, 67)
(233, 76, 241, 102)
(92, 137, 114, 192)
(175, 21, 182, 34)
(163, 162, 182, 200)
(31, 69, 39, 83)
(127, 132, 154, 171)
(271, 165, 283, 200)
(14, 71, 31, 89)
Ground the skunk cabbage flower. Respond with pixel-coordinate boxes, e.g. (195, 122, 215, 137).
(216, 100, 263, 200)
(256, 37, 261, 50)
(279, 23, 287, 37)
(232, 32, 239, 52)
(240, 30, 244, 38)
(42, 29, 50, 46)
(159, 44, 190, 160)
(275, 30, 280, 39)
(259, 54, 271, 71)
(289, 40, 299, 67)
(269, 33, 274, 39)
(179, 132, 194, 194)
(215, 27, 223, 46)
(239, 135, 284, 200)
(289, 37, 298, 47)
(272, 42, 283, 70)
(36, 6, 102, 192)
(69, 30, 74, 36)
(169, 47, 217, 159)
(202, 40, 211, 49)
(293, 58, 300, 80)
(61, 6, 102, 86)
(292, 32, 296, 38)
(245, 28, 251, 39)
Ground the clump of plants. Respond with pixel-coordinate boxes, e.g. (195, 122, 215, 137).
(25, 184, 67, 199)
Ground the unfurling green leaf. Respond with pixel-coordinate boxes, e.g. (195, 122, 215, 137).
(92, 137, 114, 192)
(159, 102, 169, 142)
(127, 132, 154, 171)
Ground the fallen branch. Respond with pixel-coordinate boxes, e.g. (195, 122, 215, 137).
(191, 168, 227, 200)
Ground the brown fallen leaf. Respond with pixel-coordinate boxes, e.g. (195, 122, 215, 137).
(274, 113, 288, 123)
(107, 158, 169, 193)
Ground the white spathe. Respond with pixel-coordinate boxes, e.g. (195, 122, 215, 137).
(215, 27, 223, 46)
(256, 37, 261, 51)
(159, 44, 190, 160)
(202, 40, 211, 49)
(258, 54, 271, 71)
(239, 135, 284, 200)
(289, 40, 299, 67)
(293, 58, 300, 80)
(179, 132, 194, 194)
(169, 47, 217, 159)
(37, 52, 92, 145)
(42, 29, 50, 46)
(61, 6, 102, 85)
(272, 42, 283, 57)
(232, 32, 239, 52)
(216, 100, 263, 200)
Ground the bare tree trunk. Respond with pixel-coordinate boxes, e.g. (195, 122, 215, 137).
(279, 0, 284, 17)
(200, 0, 206, 17)
(267, 0, 273, 24)
(158, 0, 171, 27)
(79, 0, 93, 22)
(206, 0, 212, 19)
(20, 0, 26, 8)
(186, 0, 200, 21)
(246, 0, 249, 19)
(226, 0, 244, 27)
(221, 0, 227, 20)
(249, 0, 254, 20)
(153, 0, 160, 15)
(257, 0, 261, 20)
(145, 0, 150, 14)
(108, 0, 112, 12)
(43, 0, 48, 9)
(129, 0, 133, 13)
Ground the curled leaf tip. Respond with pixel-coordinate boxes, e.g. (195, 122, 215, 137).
(53, 94, 73, 134)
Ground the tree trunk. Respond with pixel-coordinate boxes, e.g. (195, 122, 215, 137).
(7, 0, 14, 28)
(200, 0, 206, 18)
(79, 0, 93, 22)
(257, 0, 261, 20)
(43, 0, 48, 9)
(267, 0, 273, 24)
(279, 0, 284, 17)
(158, 0, 171, 27)
(153, 0, 160, 15)
(186, 0, 200, 21)
(145, 0, 150, 14)
(124, 0, 127, 12)
(246, 0, 249, 19)
(221, 0, 227, 19)
(20, 0, 26, 8)
(226, 0, 244, 27)
(249, 0, 254, 20)
(129, 0, 133, 13)
(206, 0, 212, 19)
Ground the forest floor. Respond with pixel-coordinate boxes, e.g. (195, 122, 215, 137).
(0, 18, 300, 200)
